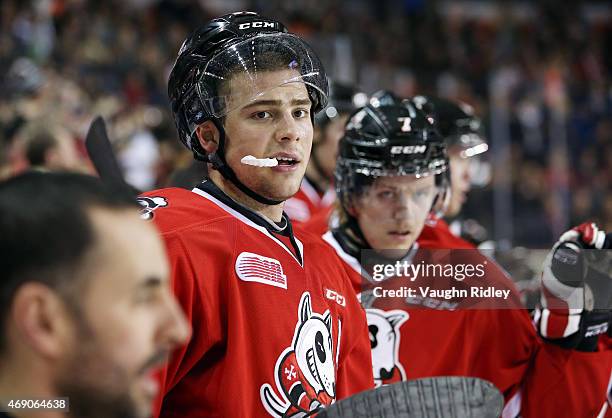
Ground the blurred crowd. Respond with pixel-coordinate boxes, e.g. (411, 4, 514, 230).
(1, 0, 610, 247)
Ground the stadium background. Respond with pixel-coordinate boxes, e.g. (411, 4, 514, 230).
(1, 0, 610, 253)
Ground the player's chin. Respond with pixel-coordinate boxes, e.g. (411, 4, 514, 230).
(378, 247, 413, 260)
(262, 175, 302, 201)
(382, 237, 415, 253)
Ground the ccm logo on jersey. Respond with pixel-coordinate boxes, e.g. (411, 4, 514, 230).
(325, 288, 346, 307)
(390, 145, 427, 154)
(235, 252, 287, 289)
(238, 21, 275, 30)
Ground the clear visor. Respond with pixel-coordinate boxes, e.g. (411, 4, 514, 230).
(361, 178, 440, 209)
(346, 158, 448, 179)
(196, 33, 328, 118)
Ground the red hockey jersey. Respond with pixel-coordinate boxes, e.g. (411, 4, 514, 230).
(320, 230, 611, 418)
(302, 211, 476, 250)
(298, 206, 334, 237)
(418, 217, 476, 249)
(284, 177, 335, 224)
(139, 182, 373, 418)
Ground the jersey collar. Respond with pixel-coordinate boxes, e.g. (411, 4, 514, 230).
(193, 180, 303, 266)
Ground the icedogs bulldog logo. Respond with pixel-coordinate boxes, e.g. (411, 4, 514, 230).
(261, 292, 340, 417)
(136, 196, 167, 220)
(367, 308, 409, 387)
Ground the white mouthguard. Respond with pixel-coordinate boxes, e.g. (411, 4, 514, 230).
(240, 155, 278, 167)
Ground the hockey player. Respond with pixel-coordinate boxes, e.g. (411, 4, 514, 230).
(284, 80, 365, 223)
(412, 96, 489, 249)
(140, 12, 373, 418)
(317, 93, 611, 417)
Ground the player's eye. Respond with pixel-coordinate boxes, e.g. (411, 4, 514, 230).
(315, 331, 326, 362)
(377, 190, 394, 199)
(413, 187, 432, 201)
(293, 108, 309, 118)
(251, 111, 272, 120)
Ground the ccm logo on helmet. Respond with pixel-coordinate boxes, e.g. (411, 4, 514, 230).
(238, 21, 276, 30)
(390, 145, 427, 154)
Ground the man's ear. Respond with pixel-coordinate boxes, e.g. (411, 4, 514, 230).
(196, 121, 220, 154)
(10, 282, 75, 360)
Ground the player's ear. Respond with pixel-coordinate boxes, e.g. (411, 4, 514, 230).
(196, 121, 219, 154)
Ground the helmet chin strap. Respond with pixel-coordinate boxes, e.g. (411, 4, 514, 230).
(338, 207, 374, 251)
(428, 172, 451, 222)
(207, 124, 284, 206)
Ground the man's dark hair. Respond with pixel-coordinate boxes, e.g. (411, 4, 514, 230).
(0, 171, 139, 352)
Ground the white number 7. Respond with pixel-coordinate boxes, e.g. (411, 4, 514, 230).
(398, 117, 412, 132)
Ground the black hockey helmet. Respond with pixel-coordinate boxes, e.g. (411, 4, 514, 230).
(335, 91, 448, 214)
(333, 91, 449, 245)
(167, 11, 328, 205)
(315, 79, 367, 128)
(411, 96, 487, 158)
(168, 11, 328, 159)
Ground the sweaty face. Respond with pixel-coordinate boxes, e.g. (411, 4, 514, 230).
(314, 114, 349, 180)
(222, 69, 314, 202)
(54, 208, 189, 418)
(447, 148, 472, 217)
(354, 175, 436, 254)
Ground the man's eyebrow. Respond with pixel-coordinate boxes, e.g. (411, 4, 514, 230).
(137, 276, 164, 289)
(241, 98, 312, 110)
(290, 98, 312, 106)
(376, 182, 397, 189)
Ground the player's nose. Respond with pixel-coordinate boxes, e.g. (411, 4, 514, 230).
(158, 290, 191, 348)
(275, 111, 301, 143)
(392, 192, 414, 220)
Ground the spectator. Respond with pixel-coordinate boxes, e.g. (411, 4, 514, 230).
(15, 120, 85, 172)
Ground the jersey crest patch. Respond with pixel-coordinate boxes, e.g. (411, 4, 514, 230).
(236, 252, 288, 289)
(261, 292, 339, 417)
(367, 308, 409, 387)
(136, 196, 168, 220)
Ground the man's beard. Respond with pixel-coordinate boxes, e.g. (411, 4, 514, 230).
(53, 314, 145, 418)
(55, 380, 140, 418)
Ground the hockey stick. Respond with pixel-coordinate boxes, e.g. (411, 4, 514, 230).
(85, 116, 139, 196)
(317, 376, 503, 418)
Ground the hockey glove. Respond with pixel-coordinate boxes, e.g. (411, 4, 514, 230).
(538, 222, 612, 351)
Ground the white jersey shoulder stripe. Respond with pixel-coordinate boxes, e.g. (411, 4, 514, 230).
(322, 231, 420, 283)
(322, 231, 364, 278)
